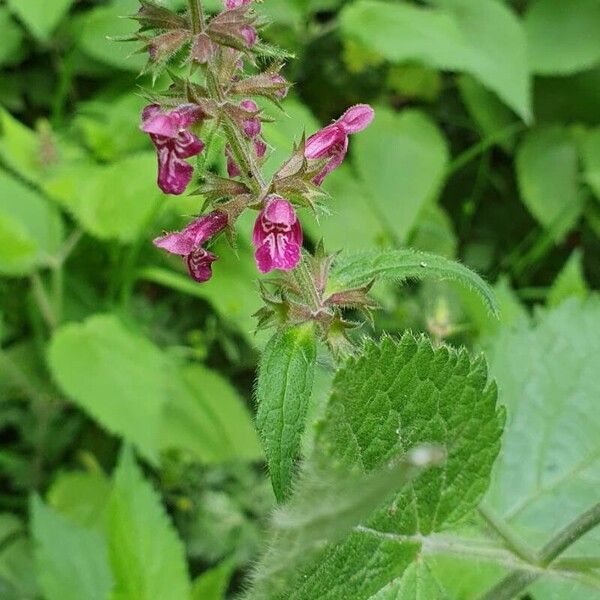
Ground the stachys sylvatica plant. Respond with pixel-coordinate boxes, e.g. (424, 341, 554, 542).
(117, 2, 600, 599)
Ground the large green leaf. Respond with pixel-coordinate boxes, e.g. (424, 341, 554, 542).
(108, 448, 191, 600)
(76, 0, 145, 72)
(525, 0, 600, 75)
(330, 248, 498, 315)
(353, 107, 449, 244)
(7, 0, 73, 40)
(161, 364, 262, 463)
(44, 152, 163, 243)
(485, 298, 600, 553)
(248, 334, 504, 599)
(516, 126, 585, 238)
(256, 324, 317, 502)
(47, 314, 170, 463)
(31, 496, 113, 600)
(341, 0, 531, 120)
(0, 170, 64, 276)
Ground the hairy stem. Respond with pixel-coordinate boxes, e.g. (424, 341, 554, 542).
(187, 0, 204, 33)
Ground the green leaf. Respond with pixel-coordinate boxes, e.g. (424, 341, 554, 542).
(108, 448, 191, 600)
(525, 0, 600, 76)
(77, 0, 145, 72)
(0, 514, 37, 599)
(191, 560, 234, 600)
(0, 9, 24, 67)
(7, 0, 73, 40)
(31, 496, 113, 600)
(353, 107, 449, 244)
(161, 364, 263, 463)
(0, 170, 64, 276)
(44, 152, 163, 243)
(330, 248, 498, 316)
(249, 334, 504, 599)
(458, 75, 519, 153)
(341, 0, 531, 120)
(547, 249, 588, 308)
(581, 126, 600, 201)
(256, 324, 318, 502)
(0, 108, 43, 184)
(516, 126, 585, 239)
(48, 314, 170, 463)
(485, 298, 600, 553)
(47, 470, 111, 531)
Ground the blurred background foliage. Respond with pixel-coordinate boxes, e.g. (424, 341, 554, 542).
(0, 0, 598, 597)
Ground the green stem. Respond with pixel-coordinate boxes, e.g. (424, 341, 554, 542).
(478, 505, 538, 564)
(187, 0, 204, 33)
(479, 502, 600, 600)
(30, 273, 56, 331)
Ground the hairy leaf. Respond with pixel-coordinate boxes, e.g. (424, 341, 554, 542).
(256, 323, 317, 502)
(248, 334, 504, 599)
(330, 249, 498, 315)
(108, 448, 191, 600)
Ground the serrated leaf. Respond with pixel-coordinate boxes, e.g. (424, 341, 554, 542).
(249, 334, 504, 599)
(341, 0, 531, 120)
(256, 323, 318, 502)
(31, 496, 113, 600)
(516, 126, 585, 239)
(525, 0, 600, 76)
(330, 249, 498, 316)
(48, 314, 170, 463)
(353, 107, 449, 244)
(108, 448, 191, 600)
(485, 298, 600, 554)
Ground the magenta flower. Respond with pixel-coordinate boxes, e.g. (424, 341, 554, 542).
(305, 104, 374, 186)
(224, 0, 251, 8)
(240, 99, 261, 138)
(154, 211, 228, 283)
(252, 196, 303, 274)
(141, 104, 205, 195)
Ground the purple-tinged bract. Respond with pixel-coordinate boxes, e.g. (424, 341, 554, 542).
(141, 104, 206, 195)
(252, 196, 303, 274)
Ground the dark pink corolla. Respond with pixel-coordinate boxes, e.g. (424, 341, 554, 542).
(141, 104, 205, 195)
(224, 0, 251, 8)
(153, 211, 228, 282)
(252, 196, 303, 274)
(305, 104, 374, 186)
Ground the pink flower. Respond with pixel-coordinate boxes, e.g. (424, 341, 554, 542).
(141, 104, 205, 195)
(240, 99, 261, 138)
(224, 0, 251, 8)
(154, 211, 228, 282)
(305, 104, 374, 186)
(252, 196, 302, 274)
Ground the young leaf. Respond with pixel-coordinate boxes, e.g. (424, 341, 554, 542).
(340, 0, 531, 121)
(108, 448, 191, 600)
(329, 248, 498, 315)
(48, 314, 170, 463)
(353, 107, 449, 244)
(485, 298, 600, 553)
(248, 334, 504, 599)
(256, 323, 317, 502)
(31, 496, 113, 600)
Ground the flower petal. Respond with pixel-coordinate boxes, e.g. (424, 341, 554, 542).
(339, 104, 375, 134)
(304, 124, 345, 159)
(186, 248, 218, 283)
(156, 142, 194, 195)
